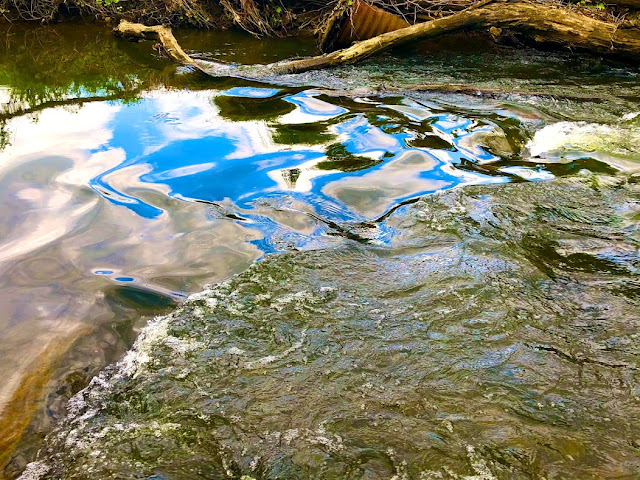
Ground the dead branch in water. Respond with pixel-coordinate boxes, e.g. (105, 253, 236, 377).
(114, 0, 640, 82)
(114, 21, 198, 66)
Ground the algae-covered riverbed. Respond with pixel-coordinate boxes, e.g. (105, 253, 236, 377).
(0, 24, 639, 479)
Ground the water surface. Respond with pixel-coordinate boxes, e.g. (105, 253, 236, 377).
(0, 24, 639, 478)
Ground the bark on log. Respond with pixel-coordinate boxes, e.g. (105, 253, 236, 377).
(373, 0, 640, 14)
(114, 21, 197, 66)
(320, 0, 411, 52)
(115, 0, 640, 82)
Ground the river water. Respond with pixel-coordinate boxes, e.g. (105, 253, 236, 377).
(1, 24, 639, 479)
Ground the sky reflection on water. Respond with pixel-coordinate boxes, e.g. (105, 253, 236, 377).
(1, 82, 511, 418)
(86, 87, 496, 246)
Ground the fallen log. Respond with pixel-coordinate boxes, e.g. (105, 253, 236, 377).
(113, 21, 197, 66)
(367, 0, 640, 16)
(114, 0, 640, 81)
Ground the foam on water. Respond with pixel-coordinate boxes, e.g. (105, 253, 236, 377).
(526, 117, 640, 170)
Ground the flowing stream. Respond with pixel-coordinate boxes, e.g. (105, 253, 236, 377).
(0, 24, 639, 479)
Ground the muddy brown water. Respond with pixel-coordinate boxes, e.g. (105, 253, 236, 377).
(0, 24, 639, 479)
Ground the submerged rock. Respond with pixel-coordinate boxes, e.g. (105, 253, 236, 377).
(22, 175, 640, 479)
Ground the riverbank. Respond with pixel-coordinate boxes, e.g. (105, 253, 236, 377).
(2, 0, 640, 60)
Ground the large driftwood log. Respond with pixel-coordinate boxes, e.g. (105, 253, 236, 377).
(114, 0, 640, 81)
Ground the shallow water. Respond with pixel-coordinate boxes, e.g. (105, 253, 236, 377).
(21, 174, 640, 479)
(0, 23, 639, 479)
